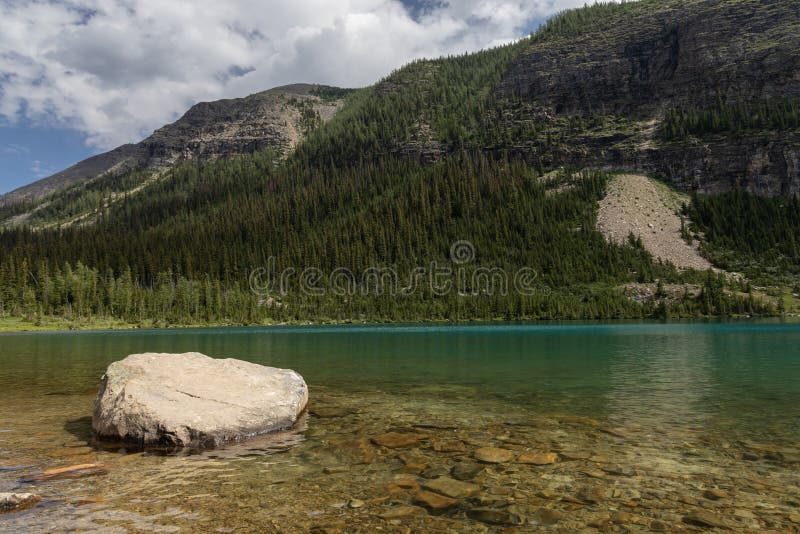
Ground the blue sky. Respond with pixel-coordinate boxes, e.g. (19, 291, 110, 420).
(0, 1, 583, 194)
(0, 124, 96, 194)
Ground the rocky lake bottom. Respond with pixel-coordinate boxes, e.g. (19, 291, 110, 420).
(1, 322, 799, 532)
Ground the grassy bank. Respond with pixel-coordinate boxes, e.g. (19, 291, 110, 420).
(0, 316, 143, 333)
(1, 300, 798, 334)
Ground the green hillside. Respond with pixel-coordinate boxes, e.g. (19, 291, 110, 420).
(2, 0, 799, 328)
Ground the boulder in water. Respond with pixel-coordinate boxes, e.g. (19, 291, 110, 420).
(92, 352, 308, 449)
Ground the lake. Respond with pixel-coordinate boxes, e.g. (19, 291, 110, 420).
(1, 321, 799, 531)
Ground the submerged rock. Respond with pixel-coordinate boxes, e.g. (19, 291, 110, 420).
(379, 505, 423, 519)
(467, 508, 523, 526)
(21, 463, 107, 483)
(0, 493, 40, 513)
(683, 510, 731, 529)
(451, 461, 484, 481)
(423, 477, 480, 499)
(371, 432, 423, 449)
(413, 490, 458, 510)
(474, 447, 515, 463)
(517, 452, 558, 465)
(532, 508, 563, 525)
(92, 352, 308, 449)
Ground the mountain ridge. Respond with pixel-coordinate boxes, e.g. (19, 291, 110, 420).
(4, 0, 799, 212)
(495, 0, 800, 196)
(0, 83, 349, 206)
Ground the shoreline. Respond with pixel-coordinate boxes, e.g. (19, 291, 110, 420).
(1, 314, 798, 334)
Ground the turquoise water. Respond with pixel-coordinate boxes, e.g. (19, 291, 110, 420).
(1, 320, 800, 531)
(2, 321, 799, 442)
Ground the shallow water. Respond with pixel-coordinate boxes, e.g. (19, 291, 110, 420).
(1, 321, 799, 532)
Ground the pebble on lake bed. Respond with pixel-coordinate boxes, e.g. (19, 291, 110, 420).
(413, 490, 458, 510)
(371, 432, 424, 449)
(20, 463, 107, 483)
(683, 510, 731, 529)
(0, 493, 40, 513)
(422, 477, 480, 499)
(517, 451, 558, 465)
(473, 447, 515, 463)
(467, 508, 523, 526)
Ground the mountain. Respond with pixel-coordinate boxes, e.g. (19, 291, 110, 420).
(0, 144, 139, 208)
(496, 0, 800, 196)
(0, 0, 798, 327)
(4, 0, 798, 220)
(0, 84, 348, 206)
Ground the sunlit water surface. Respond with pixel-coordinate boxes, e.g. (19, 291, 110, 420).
(1, 321, 799, 531)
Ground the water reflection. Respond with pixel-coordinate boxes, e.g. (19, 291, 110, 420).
(2, 322, 799, 441)
(604, 328, 715, 436)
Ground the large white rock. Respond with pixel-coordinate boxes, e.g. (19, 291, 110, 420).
(92, 352, 308, 449)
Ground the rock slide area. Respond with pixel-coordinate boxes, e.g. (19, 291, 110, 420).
(597, 174, 713, 271)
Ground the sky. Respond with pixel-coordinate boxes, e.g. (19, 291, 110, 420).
(0, 0, 593, 194)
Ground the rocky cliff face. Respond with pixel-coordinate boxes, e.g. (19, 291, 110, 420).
(3, 0, 798, 207)
(1, 84, 345, 205)
(140, 84, 342, 168)
(501, 1, 799, 114)
(498, 0, 800, 196)
(646, 135, 800, 197)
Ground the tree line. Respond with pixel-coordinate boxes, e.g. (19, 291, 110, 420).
(686, 191, 800, 283)
(663, 98, 800, 140)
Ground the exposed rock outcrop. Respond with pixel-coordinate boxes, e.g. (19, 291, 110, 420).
(92, 352, 308, 449)
(646, 136, 800, 197)
(500, 1, 800, 115)
(497, 0, 800, 196)
(1, 84, 346, 205)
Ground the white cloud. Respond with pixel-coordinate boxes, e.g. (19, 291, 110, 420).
(2, 143, 30, 156)
(30, 159, 57, 178)
(0, 0, 592, 150)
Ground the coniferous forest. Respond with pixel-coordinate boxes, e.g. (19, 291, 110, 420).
(1, 2, 798, 328)
(687, 192, 800, 280)
(0, 151, 777, 326)
(663, 98, 800, 140)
